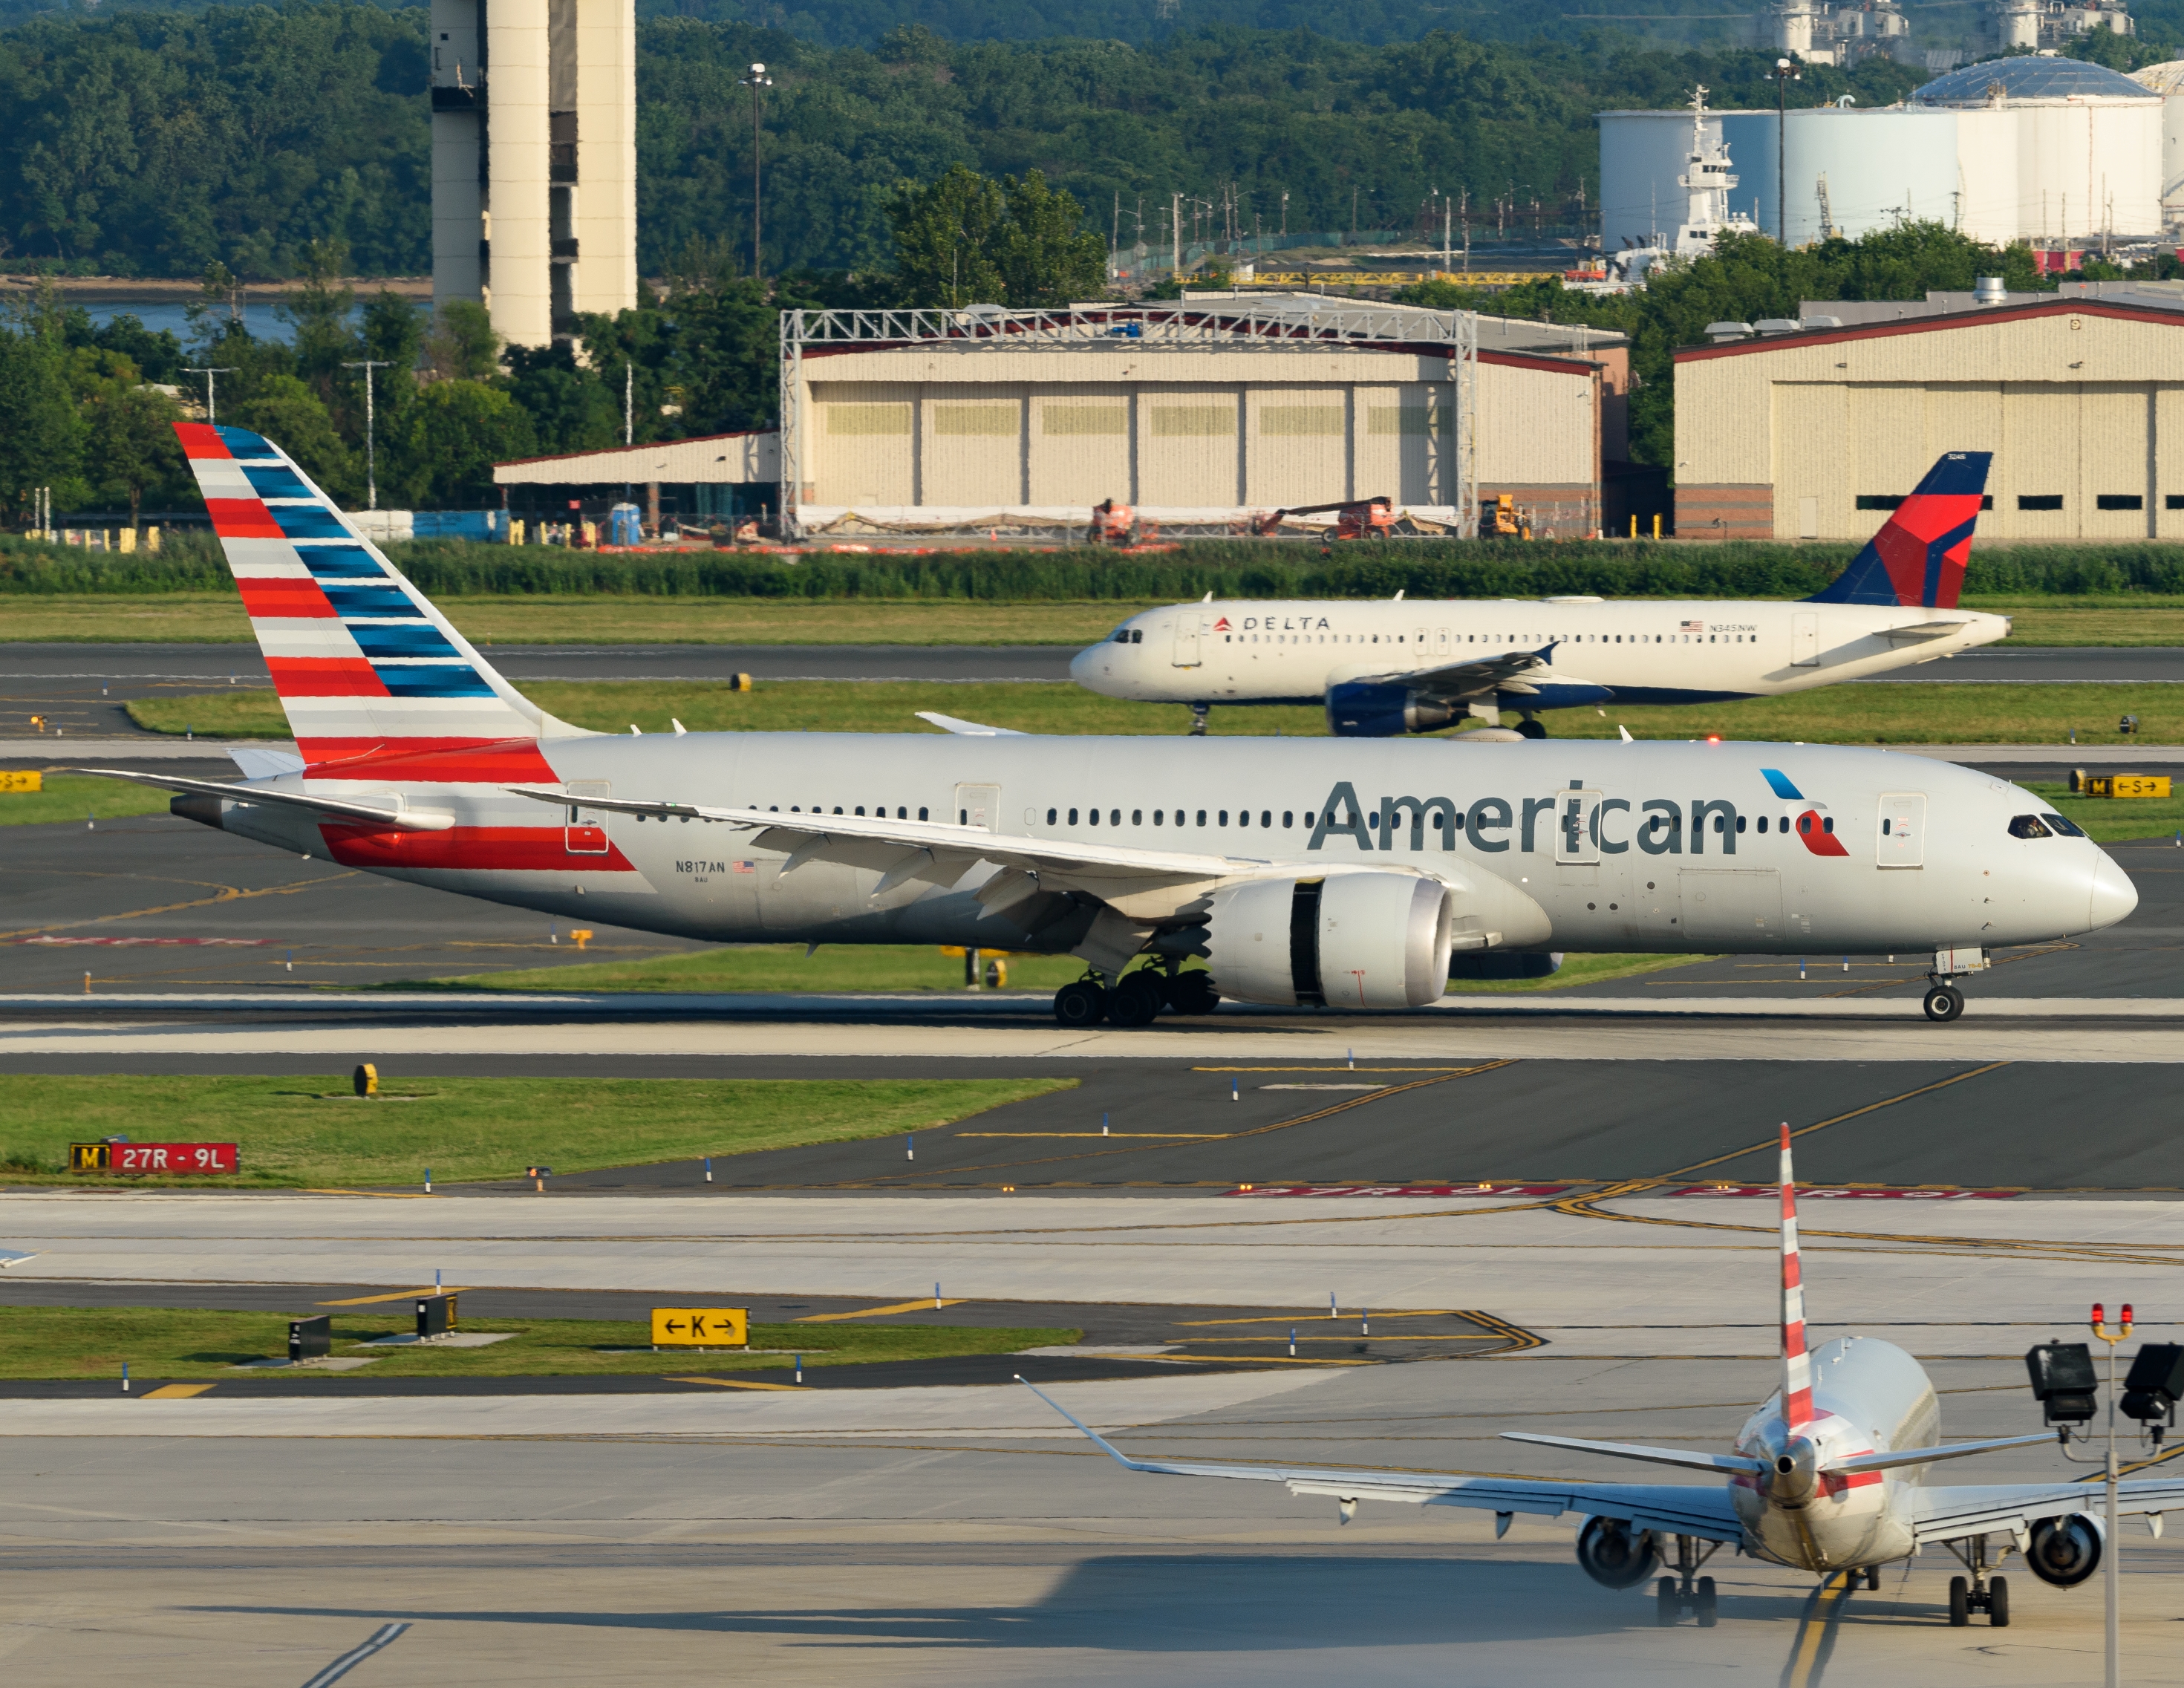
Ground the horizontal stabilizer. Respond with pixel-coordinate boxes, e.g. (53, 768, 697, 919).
(1822, 1433, 2054, 1477)
(1499, 1430, 1765, 1476)
(71, 768, 454, 832)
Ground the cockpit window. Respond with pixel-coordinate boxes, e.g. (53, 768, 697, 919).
(2041, 812, 2087, 838)
(2007, 815, 2052, 839)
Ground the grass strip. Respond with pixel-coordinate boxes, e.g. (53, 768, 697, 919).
(0, 1305, 1078, 1381)
(0, 775, 173, 826)
(124, 679, 2184, 745)
(388, 942, 1104, 994)
(0, 1075, 1074, 1187)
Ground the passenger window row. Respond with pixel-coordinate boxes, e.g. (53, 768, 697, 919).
(1045, 807, 1302, 829)
(768, 804, 932, 821)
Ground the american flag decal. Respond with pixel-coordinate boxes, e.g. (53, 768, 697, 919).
(1681, 619, 1706, 633)
(732, 861, 757, 873)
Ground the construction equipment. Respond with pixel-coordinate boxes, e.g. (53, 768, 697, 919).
(1249, 497, 1395, 540)
(1482, 493, 1533, 540)
(1089, 499, 1139, 546)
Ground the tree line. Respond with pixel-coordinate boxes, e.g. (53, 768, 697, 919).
(1, 4, 1928, 278)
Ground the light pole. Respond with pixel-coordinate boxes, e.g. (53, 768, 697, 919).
(341, 359, 389, 510)
(187, 366, 236, 424)
(1767, 57, 1801, 246)
(740, 62, 773, 282)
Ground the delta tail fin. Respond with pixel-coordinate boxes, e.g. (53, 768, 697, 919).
(1804, 451, 1991, 610)
(1779, 1121, 1813, 1435)
(175, 423, 584, 775)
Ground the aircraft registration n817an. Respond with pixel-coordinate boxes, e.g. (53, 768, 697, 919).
(84, 427, 2131, 1029)
(1072, 453, 2009, 737)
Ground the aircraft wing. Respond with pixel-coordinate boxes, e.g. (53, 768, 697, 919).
(1352, 642, 1560, 702)
(502, 786, 1270, 903)
(1022, 1380, 1744, 1542)
(1908, 1475, 2184, 1545)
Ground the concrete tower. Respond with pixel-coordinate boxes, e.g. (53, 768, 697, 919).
(431, 0, 636, 349)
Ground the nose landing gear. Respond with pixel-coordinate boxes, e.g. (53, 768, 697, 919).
(1653, 1535, 1721, 1626)
(1923, 947, 1987, 1022)
(1923, 984, 1965, 1023)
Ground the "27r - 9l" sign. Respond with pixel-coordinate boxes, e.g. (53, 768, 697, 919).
(71, 1142, 239, 1174)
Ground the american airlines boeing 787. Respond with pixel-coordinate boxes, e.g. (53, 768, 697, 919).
(1026, 1126, 2184, 1628)
(84, 427, 2131, 1029)
(1072, 453, 2007, 737)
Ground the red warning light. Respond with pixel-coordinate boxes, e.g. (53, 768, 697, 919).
(1707, 735, 1722, 743)
(2092, 1302, 2105, 1329)
(2123, 1303, 2135, 1330)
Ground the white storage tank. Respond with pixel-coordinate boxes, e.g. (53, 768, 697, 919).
(2129, 59, 2184, 232)
(1782, 104, 1960, 244)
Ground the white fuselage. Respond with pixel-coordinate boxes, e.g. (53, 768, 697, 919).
(1732, 1336, 1939, 1571)
(195, 734, 2132, 968)
(1071, 597, 2012, 714)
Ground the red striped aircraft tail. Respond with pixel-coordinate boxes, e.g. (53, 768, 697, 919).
(1779, 1122, 1813, 1434)
(176, 422, 579, 776)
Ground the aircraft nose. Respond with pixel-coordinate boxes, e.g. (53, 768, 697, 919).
(2089, 853, 2139, 932)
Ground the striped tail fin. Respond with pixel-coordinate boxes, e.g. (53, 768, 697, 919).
(1803, 451, 1991, 609)
(175, 422, 584, 777)
(1779, 1121, 1813, 1433)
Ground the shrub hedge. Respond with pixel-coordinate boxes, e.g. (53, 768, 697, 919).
(9, 532, 2184, 601)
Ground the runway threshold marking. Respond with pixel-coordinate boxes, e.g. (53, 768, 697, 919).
(316, 1287, 473, 1306)
(829, 1060, 1518, 1189)
(668, 1375, 801, 1390)
(794, 1299, 968, 1322)
(1779, 1571, 1855, 1688)
(140, 1384, 215, 1398)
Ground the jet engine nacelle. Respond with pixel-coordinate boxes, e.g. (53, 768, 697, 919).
(1204, 872, 1453, 1009)
(2025, 1513, 2104, 1587)
(1575, 1516, 1660, 1589)
(1326, 682, 1458, 738)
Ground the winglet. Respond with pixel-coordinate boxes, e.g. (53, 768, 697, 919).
(1781, 1123, 1813, 1433)
(1017, 1376, 1158, 1472)
(916, 711, 1028, 737)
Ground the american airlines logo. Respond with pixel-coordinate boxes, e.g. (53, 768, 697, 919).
(1303, 775, 1846, 859)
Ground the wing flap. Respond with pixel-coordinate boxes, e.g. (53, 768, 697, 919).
(1363, 643, 1559, 702)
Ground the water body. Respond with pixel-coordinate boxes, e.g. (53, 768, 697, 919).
(82, 300, 365, 345)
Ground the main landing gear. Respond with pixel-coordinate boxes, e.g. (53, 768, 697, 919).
(1187, 704, 1210, 737)
(1515, 717, 1548, 740)
(1654, 1536, 1721, 1627)
(1052, 966, 1220, 1028)
(1944, 1536, 2009, 1626)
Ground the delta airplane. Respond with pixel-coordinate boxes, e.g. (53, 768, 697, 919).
(82, 427, 2130, 1030)
(1026, 1125, 2184, 1628)
(1072, 452, 2009, 737)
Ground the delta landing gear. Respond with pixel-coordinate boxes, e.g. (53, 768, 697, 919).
(1515, 717, 1548, 740)
(1653, 1536, 1720, 1627)
(1187, 704, 1210, 737)
(1944, 1536, 2009, 1626)
(1052, 965, 1221, 1028)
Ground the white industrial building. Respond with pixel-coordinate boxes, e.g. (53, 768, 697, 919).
(1602, 57, 2164, 252)
(1674, 288, 2184, 541)
(430, 0, 637, 348)
(492, 297, 1637, 538)
(772, 296, 1628, 539)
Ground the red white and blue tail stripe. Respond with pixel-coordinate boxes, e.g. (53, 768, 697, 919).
(1779, 1121, 1813, 1433)
(176, 423, 579, 776)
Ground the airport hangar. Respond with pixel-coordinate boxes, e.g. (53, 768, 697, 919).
(1673, 285, 2184, 541)
(494, 294, 1641, 538)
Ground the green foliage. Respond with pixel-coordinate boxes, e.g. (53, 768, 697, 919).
(388, 382, 538, 507)
(887, 163, 1106, 306)
(228, 374, 356, 498)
